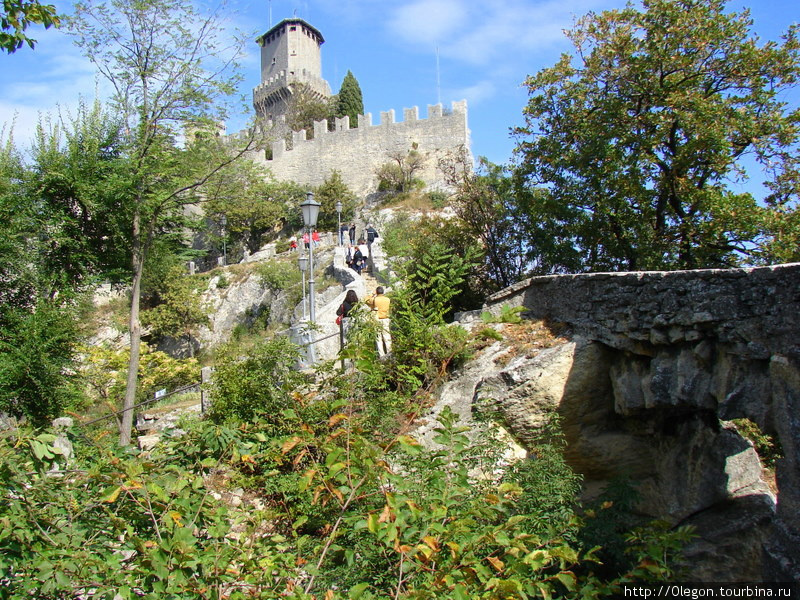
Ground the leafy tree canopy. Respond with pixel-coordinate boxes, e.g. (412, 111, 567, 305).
(204, 159, 290, 254)
(440, 148, 532, 291)
(141, 265, 208, 356)
(0, 0, 59, 53)
(285, 82, 335, 139)
(314, 169, 357, 230)
(514, 0, 800, 271)
(67, 0, 253, 445)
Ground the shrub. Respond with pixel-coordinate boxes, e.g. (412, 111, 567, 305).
(731, 417, 783, 468)
(81, 343, 199, 406)
(427, 189, 449, 208)
(0, 425, 259, 597)
(0, 300, 82, 425)
(207, 335, 305, 426)
(256, 260, 299, 296)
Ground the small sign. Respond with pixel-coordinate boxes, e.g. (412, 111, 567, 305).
(155, 389, 167, 399)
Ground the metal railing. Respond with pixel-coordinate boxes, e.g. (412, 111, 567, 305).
(81, 382, 201, 427)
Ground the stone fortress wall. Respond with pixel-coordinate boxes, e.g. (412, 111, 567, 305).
(246, 100, 471, 197)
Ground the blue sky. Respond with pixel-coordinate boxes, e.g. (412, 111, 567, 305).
(2, 0, 798, 195)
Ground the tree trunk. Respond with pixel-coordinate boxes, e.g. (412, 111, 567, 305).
(119, 214, 144, 446)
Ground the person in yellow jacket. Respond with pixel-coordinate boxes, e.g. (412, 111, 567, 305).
(365, 287, 391, 357)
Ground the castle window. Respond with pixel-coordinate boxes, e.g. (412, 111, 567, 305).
(290, 26, 296, 31)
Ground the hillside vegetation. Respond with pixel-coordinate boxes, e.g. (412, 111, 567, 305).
(1, 307, 694, 598)
(1, 0, 798, 595)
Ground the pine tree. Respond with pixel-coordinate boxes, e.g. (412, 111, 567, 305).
(335, 70, 364, 128)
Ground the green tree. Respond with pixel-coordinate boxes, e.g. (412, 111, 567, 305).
(30, 101, 132, 285)
(377, 145, 426, 193)
(0, 0, 59, 53)
(0, 116, 120, 425)
(335, 70, 364, 128)
(68, 0, 254, 445)
(0, 299, 80, 426)
(440, 148, 531, 290)
(204, 159, 286, 254)
(285, 82, 335, 139)
(314, 169, 357, 230)
(0, 133, 36, 311)
(514, 0, 800, 271)
(141, 265, 208, 357)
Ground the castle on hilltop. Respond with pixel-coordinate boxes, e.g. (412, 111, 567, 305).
(246, 17, 471, 196)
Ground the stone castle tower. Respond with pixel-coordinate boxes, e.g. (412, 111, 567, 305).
(253, 18, 332, 122)
(246, 17, 471, 197)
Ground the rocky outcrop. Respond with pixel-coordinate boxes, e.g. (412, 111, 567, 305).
(195, 270, 292, 348)
(435, 264, 799, 582)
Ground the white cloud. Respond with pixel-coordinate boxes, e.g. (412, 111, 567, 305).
(385, 0, 614, 65)
(451, 79, 498, 105)
(388, 0, 470, 46)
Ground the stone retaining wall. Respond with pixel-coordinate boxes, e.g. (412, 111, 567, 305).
(484, 264, 800, 581)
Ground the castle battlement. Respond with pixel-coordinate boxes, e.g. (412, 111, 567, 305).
(253, 68, 332, 120)
(271, 100, 467, 158)
(253, 69, 331, 99)
(248, 100, 471, 196)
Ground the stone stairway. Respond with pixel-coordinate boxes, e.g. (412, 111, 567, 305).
(362, 271, 380, 298)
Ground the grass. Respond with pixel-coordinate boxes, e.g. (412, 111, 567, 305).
(489, 319, 570, 366)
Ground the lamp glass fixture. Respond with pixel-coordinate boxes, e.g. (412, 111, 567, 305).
(301, 191, 321, 228)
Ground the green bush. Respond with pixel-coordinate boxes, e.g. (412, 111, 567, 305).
(215, 273, 229, 288)
(207, 335, 305, 426)
(0, 425, 257, 598)
(731, 417, 783, 467)
(427, 190, 449, 208)
(503, 442, 583, 533)
(481, 304, 526, 324)
(0, 300, 82, 425)
(256, 260, 300, 296)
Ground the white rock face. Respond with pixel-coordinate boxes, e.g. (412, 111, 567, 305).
(197, 272, 284, 347)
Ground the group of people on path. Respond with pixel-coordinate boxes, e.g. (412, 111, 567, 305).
(343, 223, 379, 275)
(336, 286, 391, 357)
(288, 230, 321, 251)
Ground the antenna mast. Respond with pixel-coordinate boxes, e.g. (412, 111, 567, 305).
(436, 46, 441, 105)
(268, 0, 272, 27)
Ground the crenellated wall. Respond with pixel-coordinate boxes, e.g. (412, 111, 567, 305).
(246, 100, 471, 196)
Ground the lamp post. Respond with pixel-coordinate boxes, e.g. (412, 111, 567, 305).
(298, 254, 308, 320)
(335, 200, 342, 246)
(300, 191, 321, 364)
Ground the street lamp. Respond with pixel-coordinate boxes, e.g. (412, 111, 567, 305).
(297, 254, 308, 320)
(335, 200, 343, 246)
(300, 191, 321, 364)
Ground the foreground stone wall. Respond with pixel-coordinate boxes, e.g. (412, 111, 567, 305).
(484, 264, 800, 581)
